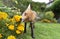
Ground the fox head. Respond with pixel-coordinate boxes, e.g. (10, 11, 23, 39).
(22, 4, 37, 22)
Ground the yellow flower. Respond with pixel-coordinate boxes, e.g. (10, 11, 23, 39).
(0, 34, 2, 38)
(16, 30, 21, 34)
(14, 15, 22, 22)
(5, 23, 9, 26)
(41, 19, 51, 23)
(7, 35, 16, 39)
(10, 18, 14, 22)
(10, 18, 15, 24)
(47, 20, 51, 23)
(18, 24, 24, 26)
(0, 12, 8, 19)
(8, 25, 14, 30)
(44, 19, 51, 23)
(17, 24, 24, 31)
(0, 16, 2, 20)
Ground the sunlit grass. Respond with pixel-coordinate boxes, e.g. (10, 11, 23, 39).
(16, 22, 60, 39)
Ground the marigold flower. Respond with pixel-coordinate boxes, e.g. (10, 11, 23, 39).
(0, 16, 2, 20)
(14, 15, 22, 22)
(0, 12, 8, 20)
(7, 35, 16, 39)
(8, 25, 14, 30)
(16, 30, 21, 34)
(17, 24, 24, 31)
(0, 34, 2, 38)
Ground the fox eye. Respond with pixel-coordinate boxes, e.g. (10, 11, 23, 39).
(24, 13, 27, 16)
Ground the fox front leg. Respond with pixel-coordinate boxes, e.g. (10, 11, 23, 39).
(30, 22, 35, 39)
(29, 22, 35, 28)
(24, 22, 27, 33)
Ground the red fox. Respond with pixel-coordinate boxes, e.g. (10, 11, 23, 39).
(22, 4, 37, 39)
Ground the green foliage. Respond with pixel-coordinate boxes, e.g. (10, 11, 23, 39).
(1, 0, 46, 13)
(31, 2, 46, 12)
(40, 11, 54, 19)
(40, 11, 57, 23)
(12, 0, 46, 12)
(0, 7, 21, 18)
(44, 11, 54, 19)
(46, 0, 60, 19)
(51, 0, 60, 12)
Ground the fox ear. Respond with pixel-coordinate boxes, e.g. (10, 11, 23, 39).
(27, 4, 31, 10)
(23, 4, 32, 14)
(24, 4, 31, 12)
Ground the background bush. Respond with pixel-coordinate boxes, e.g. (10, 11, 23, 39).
(45, 0, 60, 19)
(40, 11, 57, 23)
(1, 0, 46, 13)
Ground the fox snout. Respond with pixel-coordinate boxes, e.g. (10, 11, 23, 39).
(22, 18, 24, 22)
(21, 17, 26, 22)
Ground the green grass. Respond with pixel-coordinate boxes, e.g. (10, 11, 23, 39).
(19, 22, 60, 39)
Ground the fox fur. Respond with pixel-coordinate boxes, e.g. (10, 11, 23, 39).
(22, 4, 37, 22)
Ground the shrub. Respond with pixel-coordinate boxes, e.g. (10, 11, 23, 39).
(0, 7, 21, 18)
(0, 12, 24, 39)
(46, 0, 60, 19)
(40, 19, 51, 23)
(40, 18, 57, 23)
(40, 11, 57, 23)
(44, 11, 54, 19)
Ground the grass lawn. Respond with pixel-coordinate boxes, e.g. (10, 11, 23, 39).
(19, 22, 60, 39)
